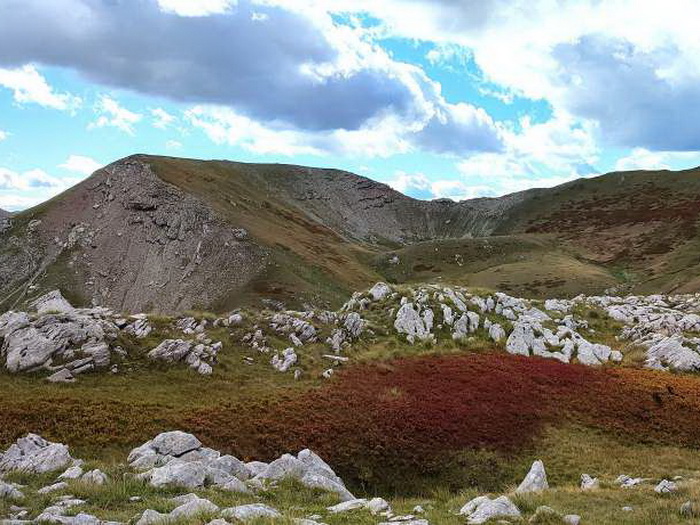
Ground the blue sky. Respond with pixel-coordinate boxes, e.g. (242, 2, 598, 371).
(1, 0, 700, 211)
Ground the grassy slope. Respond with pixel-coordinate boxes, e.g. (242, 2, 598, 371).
(376, 235, 619, 298)
(497, 167, 700, 294)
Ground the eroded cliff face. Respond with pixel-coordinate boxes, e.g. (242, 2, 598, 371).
(0, 157, 266, 312)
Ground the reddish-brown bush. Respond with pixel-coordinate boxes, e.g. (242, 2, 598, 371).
(183, 354, 700, 491)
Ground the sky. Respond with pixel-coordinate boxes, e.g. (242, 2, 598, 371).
(2, 0, 700, 211)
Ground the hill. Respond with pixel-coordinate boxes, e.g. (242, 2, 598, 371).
(1, 154, 699, 312)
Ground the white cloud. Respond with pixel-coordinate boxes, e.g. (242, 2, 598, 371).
(0, 129, 7, 141)
(318, 0, 700, 151)
(0, 64, 81, 111)
(387, 171, 482, 201)
(614, 148, 700, 172)
(166, 139, 183, 150)
(0, 194, 46, 211)
(89, 95, 142, 135)
(157, 0, 237, 17)
(453, 111, 600, 196)
(0, 167, 64, 191)
(185, 105, 323, 156)
(59, 155, 103, 176)
(151, 108, 176, 129)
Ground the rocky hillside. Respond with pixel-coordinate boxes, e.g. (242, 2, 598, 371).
(1, 155, 700, 312)
(0, 208, 9, 218)
(5, 285, 700, 523)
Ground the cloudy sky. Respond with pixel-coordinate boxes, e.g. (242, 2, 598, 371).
(1, 0, 700, 210)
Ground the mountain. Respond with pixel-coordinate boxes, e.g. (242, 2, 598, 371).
(1, 154, 700, 312)
(0, 208, 9, 218)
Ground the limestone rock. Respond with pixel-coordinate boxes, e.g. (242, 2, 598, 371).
(0, 480, 24, 500)
(516, 460, 548, 493)
(580, 473, 599, 490)
(460, 495, 521, 524)
(30, 290, 74, 315)
(655, 479, 677, 493)
(0, 434, 74, 474)
(221, 504, 281, 521)
(369, 282, 392, 301)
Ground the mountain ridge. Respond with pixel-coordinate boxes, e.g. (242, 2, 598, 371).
(2, 154, 700, 312)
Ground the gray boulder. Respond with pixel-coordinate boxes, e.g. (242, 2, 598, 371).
(30, 290, 74, 315)
(369, 282, 392, 301)
(221, 504, 281, 521)
(460, 495, 521, 524)
(0, 434, 74, 474)
(148, 459, 207, 488)
(516, 460, 549, 493)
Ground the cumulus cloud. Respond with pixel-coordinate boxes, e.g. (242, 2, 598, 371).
(0, 129, 7, 141)
(0, 64, 81, 111)
(59, 155, 103, 176)
(186, 100, 501, 158)
(387, 171, 492, 201)
(322, 0, 700, 151)
(553, 36, 700, 150)
(0, 0, 502, 156)
(0, 167, 64, 190)
(0, 194, 47, 211)
(89, 95, 142, 135)
(614, 148, 700, 172)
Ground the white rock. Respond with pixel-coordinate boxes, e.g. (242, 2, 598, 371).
(654, 479, 677, 493)
(327, 499, 368, 513)
(580, 473, 599, 490)
(150, 431, 202, 457)
(516, 460, 548, 493)
(38, 482, 68, 494)
(0, 480, 24, 499)
(148, 460, 207, 488)
(369, 282, 392, 301)
(0, 434, 74, 474)
(221, 504, 281, 521)
(80, 469, 107, 485)
(461, 495, 520, 524)
(169, 495, 219, 519)
(367, 497, 391, 514)
(30, 290, 74, 315)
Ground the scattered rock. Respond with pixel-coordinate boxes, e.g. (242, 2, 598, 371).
(580, 473, 599, 490)
(0, 434, 75, 474)
(221, 504, 281, 521)
(516, 460, 548, 493)
(655, 479, 677, 493)
(460, 495, 521, 524)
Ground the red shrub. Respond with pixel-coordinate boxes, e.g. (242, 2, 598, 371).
(183, 354, 700, 491)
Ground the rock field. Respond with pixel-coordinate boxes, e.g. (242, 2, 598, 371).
(4, 283, 700, 382)
(2, 431, 693, 524)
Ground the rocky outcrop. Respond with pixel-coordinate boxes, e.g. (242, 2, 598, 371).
(148, 339, 220, 375)
(0, 291, 118, 378)
(516, 460, 548, 493)
(128, 431, 353, 501)
(0, 434, 77, 475)
(0, 156, 266, 313)
(460, 495, 521, 524)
